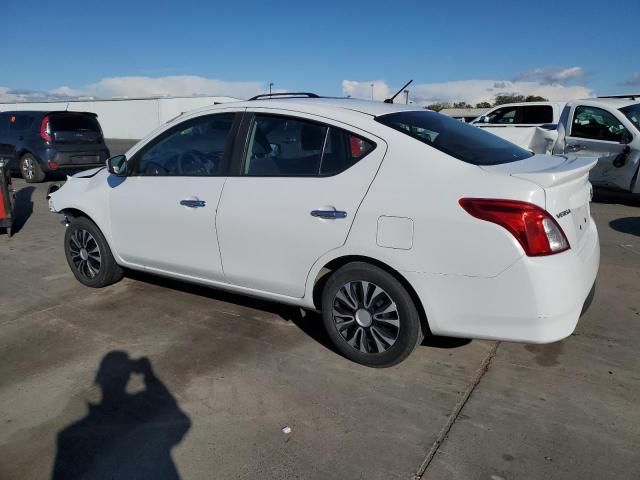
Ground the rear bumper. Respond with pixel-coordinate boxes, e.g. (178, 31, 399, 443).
(42, 148, 109, 172)
(404, 218, 600, 343)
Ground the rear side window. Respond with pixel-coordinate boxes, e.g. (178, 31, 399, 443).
(376, 110, 533, 166)
(9, 114, 34, 130)
(521, 105, 553, 124)
(50, 114, 101, 133)
(243, 114, 374, 176)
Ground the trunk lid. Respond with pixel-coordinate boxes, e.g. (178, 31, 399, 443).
(482, 154, 597, 249)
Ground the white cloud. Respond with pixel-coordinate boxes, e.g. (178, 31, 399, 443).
(1, 75, 268, 103)
(621, 72, 640, 87)
(514, 66, 585, 84)
(342, 79, 593, 105)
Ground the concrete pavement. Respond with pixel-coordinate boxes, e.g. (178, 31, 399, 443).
(0, 180, 638, 479)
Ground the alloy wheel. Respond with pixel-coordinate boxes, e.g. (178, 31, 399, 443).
(68, 229, 102, 279)
(332, 281, 400, 354)
(22, 157, 34, 180)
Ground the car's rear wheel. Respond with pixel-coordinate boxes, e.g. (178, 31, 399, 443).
(20, 154, 45, 183)
(321, 262, 423, 367)
(64, 216, 124, 287)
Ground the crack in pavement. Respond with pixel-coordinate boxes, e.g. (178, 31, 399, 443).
(413, 341, 500, 480)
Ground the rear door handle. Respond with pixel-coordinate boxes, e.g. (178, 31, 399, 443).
(180, 199, 206, 208)
(566, 143, 583, 153)
(311, 210, 347, 219)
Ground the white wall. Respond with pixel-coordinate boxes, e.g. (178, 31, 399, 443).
(0, 96, 239, 139)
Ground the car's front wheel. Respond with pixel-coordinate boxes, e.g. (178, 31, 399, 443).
(20, 154, 45, 183)
(321, 262, 424, 367)
(64, 216, 124, 287)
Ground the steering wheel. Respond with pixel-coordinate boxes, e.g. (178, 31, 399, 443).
(144, 161, 169, 176)
(177, 150, 210, 175)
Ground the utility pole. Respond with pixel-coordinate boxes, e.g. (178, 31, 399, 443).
(269, 82, 274, 96)
(404, 90, 409, 104)
(370, 83, 374, 100)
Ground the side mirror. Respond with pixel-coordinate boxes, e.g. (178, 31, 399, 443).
(107, 155, 128, 176)
(474, 116, 489, 124)
(621, 129, 633, 145)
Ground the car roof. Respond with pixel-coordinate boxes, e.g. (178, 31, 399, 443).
(0, 110, 97, 116)
(576, 97, 640, 108)
(189, 97, 424, 118)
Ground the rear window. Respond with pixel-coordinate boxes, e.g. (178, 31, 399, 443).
(376, 110, 533, 165)
(50, 114, 101, 133)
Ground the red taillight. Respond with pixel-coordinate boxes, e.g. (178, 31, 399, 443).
(40, 116, 52, 142)
(48, 161, 58, 169)
(349, 135, 367, 158)
(459, 198, 570, 256)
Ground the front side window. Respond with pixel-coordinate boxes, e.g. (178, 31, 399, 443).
(133, 113, 235, 176)
(243, 114, 374, 176)
(376, 110, 533, 166)
(571, 106, 628, 142)
(620, 104, 640, 132)
(486, 106, 518, 124)
(521, 105, 553, 124)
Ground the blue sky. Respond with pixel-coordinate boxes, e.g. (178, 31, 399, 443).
(1, 0, 639, 104)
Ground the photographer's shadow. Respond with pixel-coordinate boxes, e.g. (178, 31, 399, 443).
(52, 351, 191, 480)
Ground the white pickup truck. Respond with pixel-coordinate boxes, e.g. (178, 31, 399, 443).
(473, 96, 640, 194)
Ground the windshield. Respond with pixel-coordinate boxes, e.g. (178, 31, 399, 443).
(376, 110, 533, 165)
(620, 104, 640, 132)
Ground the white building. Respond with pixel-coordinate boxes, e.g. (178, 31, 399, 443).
(0, 95, 239, 140)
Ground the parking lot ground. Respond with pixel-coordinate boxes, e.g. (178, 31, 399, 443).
(0, 180, 638, 480)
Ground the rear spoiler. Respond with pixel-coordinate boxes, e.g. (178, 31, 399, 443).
(47, 111, 98, 117)
(511, 156, 598, 188)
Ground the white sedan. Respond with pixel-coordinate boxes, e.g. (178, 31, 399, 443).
(49, 94, 599, 367)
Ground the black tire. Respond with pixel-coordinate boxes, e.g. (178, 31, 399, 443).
(321, 262, 424, 367)
(20, 153, 45, 183)
(64, 216, 124, 287)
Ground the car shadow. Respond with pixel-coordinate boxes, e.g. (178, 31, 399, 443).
(593, 188, 640, 207)
(609, 217, 640, 237)
(51, 351, 191, 480)
(11, 185, 35, 234)
(124, 270, 471, 357)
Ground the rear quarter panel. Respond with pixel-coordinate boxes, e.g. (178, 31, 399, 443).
(308, 128, 546, 283)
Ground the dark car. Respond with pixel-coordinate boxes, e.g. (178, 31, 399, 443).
(0, 111, 110, 183)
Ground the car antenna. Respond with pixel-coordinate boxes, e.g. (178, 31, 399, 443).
(384, 80, 413, 104)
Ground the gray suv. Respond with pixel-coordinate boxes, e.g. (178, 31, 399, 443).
(0, 111, 110, 182)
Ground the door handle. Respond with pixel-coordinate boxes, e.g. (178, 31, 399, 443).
(311, 210, 347, 219)
(180, 199, 206, 208)
(566, 143, 583, 153)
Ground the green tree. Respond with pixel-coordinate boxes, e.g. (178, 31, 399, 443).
(493, 94, 525, 106)
(425, 102, 450, 112)
(524, 95, 549, 102)
(475, 101, 491, 108)
(452, 101, 472, 109)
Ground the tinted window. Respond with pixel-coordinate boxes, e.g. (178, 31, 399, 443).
(243, 114, 374, 176)
(620, 104, 640, 132)
(486, 106, 518, 124)
(133, 113, 235, 176)
(376, 110, 533, 166)
(50, 114, 100, 133)
(521, 105, 553, 124)
(571, 106, 627, 142)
